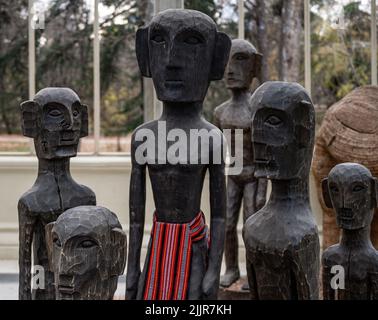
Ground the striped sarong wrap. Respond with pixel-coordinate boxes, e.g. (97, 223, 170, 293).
(143, 211, 209, 300)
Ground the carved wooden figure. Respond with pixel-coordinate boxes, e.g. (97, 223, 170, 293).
(126, 9, 231, 300)
(243, 81, 320, 300)
(214, 39, 268, 288)
(312, 86, 378, 250)
(18, 88, 96, 300)
(45, 206, 127, 300)
(322, 163, 378, 300)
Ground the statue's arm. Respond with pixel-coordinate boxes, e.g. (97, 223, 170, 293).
(18, 200, 35, 300)
(369, 272, 378, 300)
(246, 257, 259, 300)
(255, 178, 268, 210)
(291, 245, 320, 300)
(202, 139, 226, 300)
(125, 136, 146, 300)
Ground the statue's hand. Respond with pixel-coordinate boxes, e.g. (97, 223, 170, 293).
(202, 269, 219, 300)
(125, 268, 141, 300)
(256, 195, 266, 211)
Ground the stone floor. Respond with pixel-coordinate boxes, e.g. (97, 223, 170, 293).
(0, 260, 246, 300)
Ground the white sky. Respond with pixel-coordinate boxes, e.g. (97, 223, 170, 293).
(34, 0, 374, 24)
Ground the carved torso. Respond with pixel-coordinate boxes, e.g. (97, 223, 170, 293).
(19, 173, 96, 224)
(323, 243, 378, 299)
(243, 200, 320, 299)
(214, 97, 255, 183)
(134, 116, 223, 224)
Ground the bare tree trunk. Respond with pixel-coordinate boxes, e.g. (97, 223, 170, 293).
(255, 0, 269, 82)
(279, 0, 302, 82)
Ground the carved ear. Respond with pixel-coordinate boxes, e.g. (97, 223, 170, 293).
(80, 104, 89, 138)
(45, 222, 56, 271)
(322, 178, 333, 209)
(253, 52, 263, 79)
(372, 177, 378, 208)
(20, 100, 39, 138)
(136, 26, 151, 78)
(110, 228, 127, 277)
(210, 32, 232, 81)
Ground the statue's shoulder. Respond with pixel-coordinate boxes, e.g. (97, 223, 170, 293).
(214, 100, 230, 118)
(60, 182, 96, 210)
(131, 120, 159, 146)
(18, 183, 61, 214)
(322, 244, 341, 265)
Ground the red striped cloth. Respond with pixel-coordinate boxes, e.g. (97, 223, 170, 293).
(143, 212, 209, 300)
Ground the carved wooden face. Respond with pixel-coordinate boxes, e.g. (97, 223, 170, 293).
(136, 9, 231, 103)
(226, 39, 262, 90)
(20, 88, 88, 159)
(46, 206, 127, 300)
(324, 163, 377, 230)
(251, 82, 315, 180)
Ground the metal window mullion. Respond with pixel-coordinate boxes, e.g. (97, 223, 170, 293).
(372, 0, 377, 85)
(94, 0, 101, 155)
(238, 0, 245, 39)
(28, 0, 36, 154)
(304, 0, 312, 97)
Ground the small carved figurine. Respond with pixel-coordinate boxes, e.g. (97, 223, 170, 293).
(18, 88, 96, 300)
(214, 39, 268, 288)
(322, 163, 378, 300)
(312, 86, 378, 250)
(45, 206, 127, 300)
(243, 81, 320, 300)
(126, 9, 231, 300)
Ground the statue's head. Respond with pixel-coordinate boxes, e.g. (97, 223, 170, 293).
(136, 9, 231, 103)
(226, 39, 262, 90)
(46, 206, 127, 300)
(251, 81, 315, 180)
(20, 87, 88, 159)
(322, 163, 378, 230)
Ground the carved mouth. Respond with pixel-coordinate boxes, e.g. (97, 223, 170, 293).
(339, 208, 354, 220)
(165, 80, 184, 87)
(254, 158, 269, 164)
(58, 285, 75, 294)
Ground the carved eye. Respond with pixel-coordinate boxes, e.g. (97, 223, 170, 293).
(72, 109, 80, 117)
(235, 54, 248, 61)
(184, 36, 203, 45)
(353, 185, 365, 192)
(151, 34, 165, 44)
(49, 109, 63, 117)
(330, 185, 339, 193)
(265, 115, 282, 126)
(53, 238, 61, 247)
(80, 240, 97, 249)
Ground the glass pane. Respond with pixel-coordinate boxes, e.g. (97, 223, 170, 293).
(98, 0, 143, 153)
(311, 0, 372, 108)
(0, 1, 29, 152)
(36, 0, 94, 153)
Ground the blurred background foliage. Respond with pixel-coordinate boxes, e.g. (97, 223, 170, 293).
(0, 0, 374, 141)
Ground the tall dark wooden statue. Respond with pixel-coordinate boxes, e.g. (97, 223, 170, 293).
(322, 163, 378, 300)
(45, 206, 127, 300)
(214, 39, 268, 288)
(243, 81, 320, 300)
(18, 88, 96, 300)
(126, 9, 231, 300)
